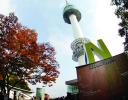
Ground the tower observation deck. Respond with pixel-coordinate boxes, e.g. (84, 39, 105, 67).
(63, 4, 81, 24)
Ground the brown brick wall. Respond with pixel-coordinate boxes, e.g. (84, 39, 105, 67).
(76, 53, 128, 100)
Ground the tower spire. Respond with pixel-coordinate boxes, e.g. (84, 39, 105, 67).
(65, 0, 68, 5)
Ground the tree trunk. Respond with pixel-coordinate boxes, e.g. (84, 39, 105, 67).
(6, 86, 11, 100)
(14, 91, 17, 100)
(4, 95, 8, 100)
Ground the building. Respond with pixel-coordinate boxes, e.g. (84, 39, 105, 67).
(76, 53, 128, 100)
(65, 79, 79, 100)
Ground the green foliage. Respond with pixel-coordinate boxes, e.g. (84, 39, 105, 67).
(9, 75, 30, 91)
(112, 0, 128, 52)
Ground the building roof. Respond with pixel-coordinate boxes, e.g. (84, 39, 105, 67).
(65, 79, 78, 86)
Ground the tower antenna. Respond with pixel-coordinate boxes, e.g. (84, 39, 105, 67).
(65, 0, 68, 5)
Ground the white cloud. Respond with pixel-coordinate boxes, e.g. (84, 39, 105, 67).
(0, 0, 14, 15)
(93, 0, 124, 55)
(48, 29, 73, 58)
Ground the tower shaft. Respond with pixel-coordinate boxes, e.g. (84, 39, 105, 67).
(69, 14, 84, 39)
(78, 55, 85, 65)
(69, 14, 85, 65)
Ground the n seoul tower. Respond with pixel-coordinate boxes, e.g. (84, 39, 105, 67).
(63, 0, 89, 65)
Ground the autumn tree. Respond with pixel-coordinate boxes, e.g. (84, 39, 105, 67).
(111, 0, 128, 53)
(0, 13, 59, 99)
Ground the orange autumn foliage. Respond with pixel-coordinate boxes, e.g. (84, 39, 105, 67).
(0, 13, 59, 89)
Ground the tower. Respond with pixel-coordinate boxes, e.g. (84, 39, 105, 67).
(63, 1, 89, 65)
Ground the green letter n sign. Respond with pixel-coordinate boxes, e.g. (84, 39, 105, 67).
(85, 39, 112, 64)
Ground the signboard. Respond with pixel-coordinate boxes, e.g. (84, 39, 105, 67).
(84, 39, 112, 64)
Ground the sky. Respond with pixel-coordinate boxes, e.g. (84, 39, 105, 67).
(0, 0, 124, 98)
